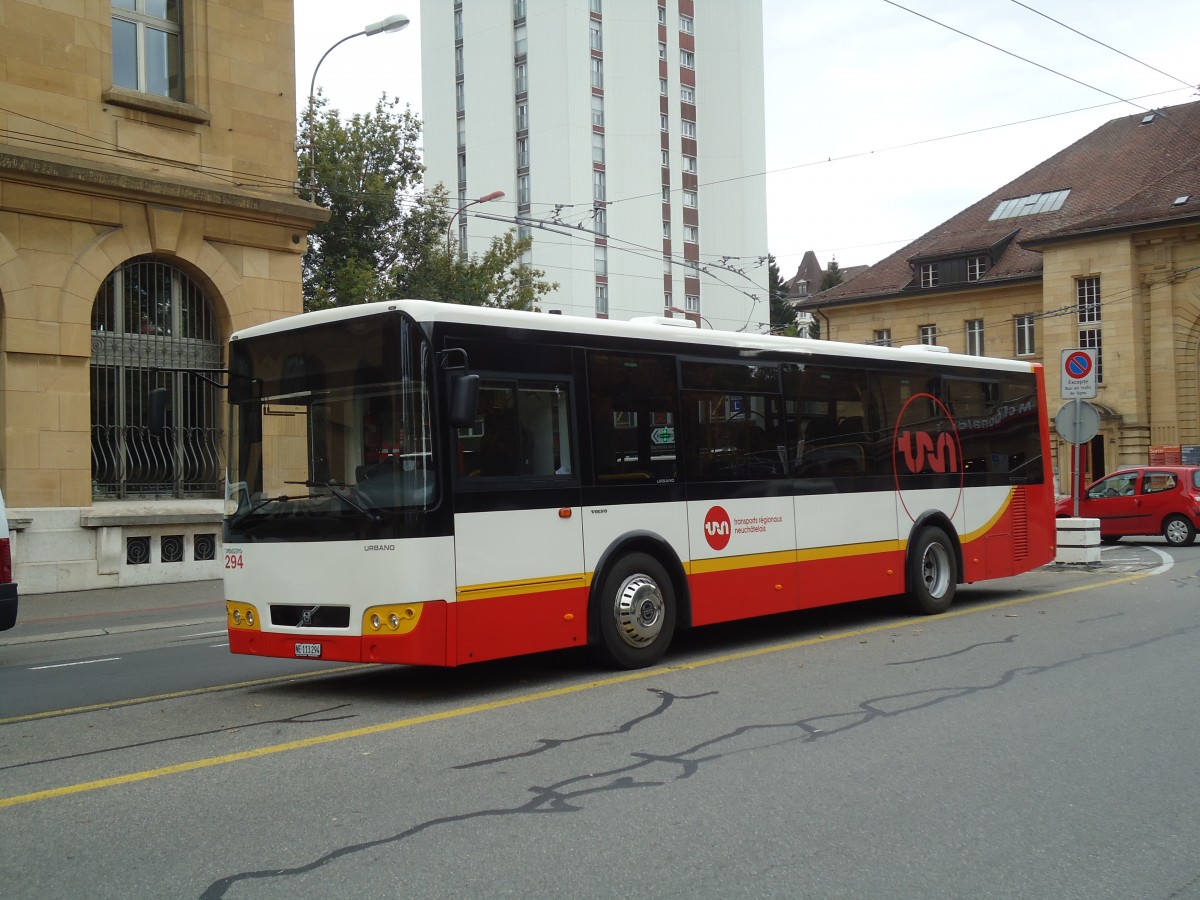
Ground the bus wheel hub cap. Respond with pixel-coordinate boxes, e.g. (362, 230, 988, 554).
(616, 575, 663, 648)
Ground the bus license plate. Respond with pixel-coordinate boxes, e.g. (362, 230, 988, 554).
(295, 642, 322, 658)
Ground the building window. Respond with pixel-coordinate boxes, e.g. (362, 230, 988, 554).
(594, 206, 607, 236)
(659, 42, 667, 61)
(455, 46, 464, 77)
(112, 1, 183, 99)
(457, 117, 466, 148)
(681, 85, 695, 103)
(965, 319, 984, 356)
(596, 284, 609, 315)
(662, 221, 671, 239)
(662, 185, 670, 202)
(662, 149, 670, 167)
(593, 170, 606, 201)
(517, 137, 530, 168)
(873, 329, 892, 347)
(514, 23, 528, 56)
(683, 224, 698, 243)
(680, 15, 694, 33)
(595, 245, 608, 276)
(681, 119, 696, 138)
(91, 257, 221, 498)
(456, 81, 466, 114)
(967, 255, 988, 281)
(1014, 314, 1035, 356)
(454, 7, 464, 40)
(919, 324, 937, 345)
(590, 22, 602, 51)
(664, 291, 672, 310)
(660, 77, 668, 95)
(685, 294, 700, 312)
(658, 6, 666, 25)
(1077, 276, 1102, 380)
(591, 57, 604, 89)
(514, 62, 527, 93)
(517, 173, 531, 205)
(919, 262, 939, 288)
(591, 94, 604, 127)
(683, 189, 697, 207)
(592, 132, 605, 164)
(457, 152, 467, 184)
(516, 102, 529, 131)
(661, 113, 669, 131)
(1077, 275, 1101, 323)
(682, 155, 697, 173)
(514, 0, 526, 18)
(680, 49, 694, 68)
(590, 0, 602, 13)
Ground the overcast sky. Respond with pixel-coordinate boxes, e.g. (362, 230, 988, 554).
(294, 0, 1199, 281)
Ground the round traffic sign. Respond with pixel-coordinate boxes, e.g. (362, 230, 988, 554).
(1064, 351, 1093, 380)
(1054, 400, 1100, 444)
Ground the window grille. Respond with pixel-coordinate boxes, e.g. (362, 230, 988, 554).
(91, 258, 222, 498)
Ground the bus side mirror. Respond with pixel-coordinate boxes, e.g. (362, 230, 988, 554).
(448, 374, 480, 428)
(149, 387, 169, 438)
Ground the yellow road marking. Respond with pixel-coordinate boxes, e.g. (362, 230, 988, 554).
(0, 571, 1148, 809)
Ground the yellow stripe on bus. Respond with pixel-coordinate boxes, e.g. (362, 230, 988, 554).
(456, 574, 589, 602)
(959, 486, 1015, 544)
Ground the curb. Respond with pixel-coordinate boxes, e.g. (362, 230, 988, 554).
(0, 616, 226, 647)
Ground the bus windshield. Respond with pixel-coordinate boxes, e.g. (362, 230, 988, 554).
(226, 311, 437, 539)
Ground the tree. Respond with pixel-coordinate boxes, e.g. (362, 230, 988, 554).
(299, 93, 556, 312)
(390, 186, 556, 311)
(767, 254, 797, 335)
(819, 257, 844, 292)
(299, 92, 421, 310)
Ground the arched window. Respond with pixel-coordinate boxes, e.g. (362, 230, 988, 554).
(90, 258, 222, 498)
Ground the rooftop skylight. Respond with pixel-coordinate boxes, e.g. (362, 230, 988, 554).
(989, 189, 1071, 221)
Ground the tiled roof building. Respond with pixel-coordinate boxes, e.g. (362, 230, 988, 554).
(798, 100, 1200, 490)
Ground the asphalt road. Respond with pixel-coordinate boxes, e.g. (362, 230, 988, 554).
(2, 542, 1197, 899)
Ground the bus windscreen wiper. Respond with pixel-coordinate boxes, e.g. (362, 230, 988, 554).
(302, 480, 382, 522)
(229, 493, 315, 530)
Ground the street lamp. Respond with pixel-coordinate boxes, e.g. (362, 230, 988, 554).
(446, 191, 506, 255)
(306, 13, 410, 198)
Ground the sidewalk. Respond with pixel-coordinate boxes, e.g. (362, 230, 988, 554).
(0, 579, 226, 646)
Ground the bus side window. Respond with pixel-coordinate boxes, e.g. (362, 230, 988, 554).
(786, 363, 872, 478)
(459, 378, 573, 480)
(586, 351, 679, 484)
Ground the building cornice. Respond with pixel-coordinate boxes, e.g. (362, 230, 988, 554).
(800, 272, 1043, 310)
(0, 145, 329, 229)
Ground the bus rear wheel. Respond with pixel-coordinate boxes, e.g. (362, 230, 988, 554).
(904, 526, 957, 615)
(594, 552, 676, 669)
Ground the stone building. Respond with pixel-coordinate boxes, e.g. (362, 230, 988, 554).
(1, 1, 324, 592)
(799, 101, 1200, 491)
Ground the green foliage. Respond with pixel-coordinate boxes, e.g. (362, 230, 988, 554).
(819, 258, 844, 292)
(768, 254, 798, 336)
(299, 93, 556, 312)
(390, 187, 556, 311)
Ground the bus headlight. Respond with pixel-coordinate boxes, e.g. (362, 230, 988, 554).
(227, 602, 261, 631)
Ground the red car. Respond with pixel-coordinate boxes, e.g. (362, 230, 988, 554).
(1056, 465, 1200, 546)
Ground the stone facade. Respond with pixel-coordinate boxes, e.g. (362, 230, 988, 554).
(1, 1, 325, 592)
(802, 103, 1200, 494)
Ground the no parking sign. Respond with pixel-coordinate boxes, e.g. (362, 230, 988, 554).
(1061, 348, 1097, 399)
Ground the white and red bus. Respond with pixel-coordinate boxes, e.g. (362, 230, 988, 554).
(217, 300, 1055, 669)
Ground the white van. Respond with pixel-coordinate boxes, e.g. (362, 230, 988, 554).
(0, 488, 17, 630)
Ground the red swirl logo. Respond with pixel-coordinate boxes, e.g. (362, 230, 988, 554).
(704, 506, 731, 551)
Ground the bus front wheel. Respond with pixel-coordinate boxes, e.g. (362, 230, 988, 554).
(904, 526, 957, 615)
(595, 552, 676, 669)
